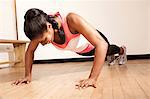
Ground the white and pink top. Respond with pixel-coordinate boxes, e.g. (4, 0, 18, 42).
(51, 12, 95, 54)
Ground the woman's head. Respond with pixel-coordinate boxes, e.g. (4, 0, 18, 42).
(24, 8, 58, 45)
(24, 8, 48, 40)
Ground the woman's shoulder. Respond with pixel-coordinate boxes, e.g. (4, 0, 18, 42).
(66, 12, 79, 20)
(66, 12, 83, 26)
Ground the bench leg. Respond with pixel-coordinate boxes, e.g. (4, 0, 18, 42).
(8, 51, 15, 66)
(13, 43, 26, 67)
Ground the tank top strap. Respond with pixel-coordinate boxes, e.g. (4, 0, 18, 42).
(56, 12, 79, 35)
(51, 12, 80, 49)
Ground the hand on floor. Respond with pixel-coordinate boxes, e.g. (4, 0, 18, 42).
(11, 76, 31, 85)
(75, 78, 96, 89)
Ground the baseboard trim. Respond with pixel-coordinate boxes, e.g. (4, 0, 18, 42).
(33, 54, 150, 64)
(127, 54, 150, 60)
(34, 57, 94, 64)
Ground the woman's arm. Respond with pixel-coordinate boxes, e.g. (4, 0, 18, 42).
(25, 40, 39, 77)
(67, 13, 108, 88)
(12, 40, 39, 85)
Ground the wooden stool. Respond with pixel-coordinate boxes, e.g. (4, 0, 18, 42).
(0, 39, 29, 67)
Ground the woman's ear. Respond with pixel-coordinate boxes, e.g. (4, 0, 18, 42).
(47, 22, 52, 30)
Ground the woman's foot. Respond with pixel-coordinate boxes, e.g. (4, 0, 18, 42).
(107, 55, 115, 66)
(118, 46, 127, 65)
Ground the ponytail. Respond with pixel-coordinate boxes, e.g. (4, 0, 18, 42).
(47, 15, 59, 29)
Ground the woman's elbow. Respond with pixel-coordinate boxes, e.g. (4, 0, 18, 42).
(95, 40, 108, 52)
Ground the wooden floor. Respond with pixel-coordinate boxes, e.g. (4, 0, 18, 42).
(0, 59, 150, 99)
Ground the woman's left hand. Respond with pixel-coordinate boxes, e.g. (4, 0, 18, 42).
(75, 78, 97, 89)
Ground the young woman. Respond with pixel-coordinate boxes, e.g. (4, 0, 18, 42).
(12, 8, 127, 89)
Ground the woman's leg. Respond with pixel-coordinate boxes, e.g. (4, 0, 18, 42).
(107, 45, 127, 65)
(77, 30, 127, 65)
(95, 30, 127, 65)
(106, 45, 120, 65)
(107, 45, 120, 55)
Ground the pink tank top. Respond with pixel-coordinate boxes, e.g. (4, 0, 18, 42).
(51, 12, 94, 54)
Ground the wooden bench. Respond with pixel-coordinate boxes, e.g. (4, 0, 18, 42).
(0, 39, 29, 67)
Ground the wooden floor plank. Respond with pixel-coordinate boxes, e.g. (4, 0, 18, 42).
(0, 59, 150, 99)
(127, 63, 150, 99)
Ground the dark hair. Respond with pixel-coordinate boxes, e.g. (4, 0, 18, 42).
(24, 8, 59, 40)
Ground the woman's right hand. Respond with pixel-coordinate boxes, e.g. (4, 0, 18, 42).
(11, 76, 31, 85)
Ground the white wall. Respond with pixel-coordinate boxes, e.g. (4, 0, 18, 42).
(148, 0, 150, 52)
(15, 0, 150, 60)
(0, 0, 17, 67)
(0, 0, 17, 39)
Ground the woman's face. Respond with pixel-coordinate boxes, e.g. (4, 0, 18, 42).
(40, 23, 54, 46)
